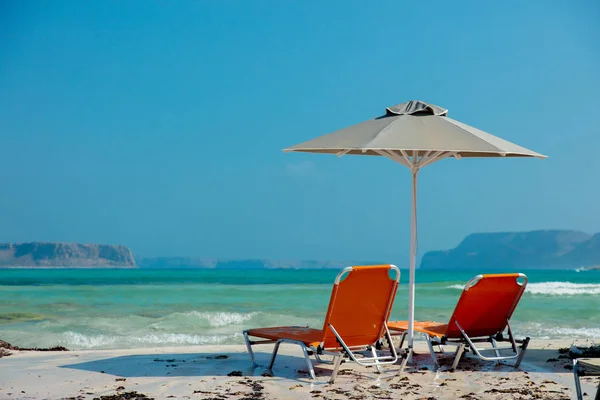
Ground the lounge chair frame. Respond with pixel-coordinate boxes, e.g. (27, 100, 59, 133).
(243, 265, 407, 383)
(393, 273, 530, 370)
(574, 358, 600, 400)
(397, 318, 530, 370)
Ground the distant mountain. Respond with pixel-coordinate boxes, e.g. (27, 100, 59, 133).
(420, 230, 600, 269)
(137, 257, 379, 270)
(561, 233, 600, 266)
(0, 242, 136, 268)
(6, 230, 598, 270)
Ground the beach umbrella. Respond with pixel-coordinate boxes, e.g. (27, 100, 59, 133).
(283, 100, 546, 357)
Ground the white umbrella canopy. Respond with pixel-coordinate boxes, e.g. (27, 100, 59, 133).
(284, 100, 546, 358)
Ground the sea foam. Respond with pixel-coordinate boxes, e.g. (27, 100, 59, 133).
(61, 331, 243, 349)
(526, 282, 600, 296)
(446, 281, 600, 296)
(519, 322, 600, 340)
(183, 311, 257, 327)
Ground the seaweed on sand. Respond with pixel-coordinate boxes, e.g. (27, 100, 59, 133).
(559, 344, 600, 359)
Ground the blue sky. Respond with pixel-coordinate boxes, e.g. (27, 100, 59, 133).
(1, 0, 599, 264)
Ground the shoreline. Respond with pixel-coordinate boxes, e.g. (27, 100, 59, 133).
(1, 339, 598, 399)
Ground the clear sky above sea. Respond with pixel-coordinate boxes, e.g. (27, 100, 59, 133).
(1, 0, 599, 264)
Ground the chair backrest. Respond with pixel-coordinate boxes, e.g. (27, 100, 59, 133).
(319, 265, 400, 349)
(445, 273, 527, 339)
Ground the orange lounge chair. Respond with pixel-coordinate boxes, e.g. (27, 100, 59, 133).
(388, 273, 530, 370)
(243, 265, 404, 383)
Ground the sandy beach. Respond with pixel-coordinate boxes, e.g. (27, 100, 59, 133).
(1, 338, 598, 400)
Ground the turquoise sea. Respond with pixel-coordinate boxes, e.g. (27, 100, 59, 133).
(0, 268, 599, 350)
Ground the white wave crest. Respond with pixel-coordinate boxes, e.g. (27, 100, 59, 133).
(445, 281, 600, 296)
(519, 323, 600, 339)
(62, 331, 118, 348)
(152, 311, 258, 329)
(61, 331, 242, 349)
(185, 311, 257, 327)
(131, 332, 241, 345)
(526, 282, 600, 296)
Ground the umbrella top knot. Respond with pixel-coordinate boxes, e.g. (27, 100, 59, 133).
(386, 100, 448, 117)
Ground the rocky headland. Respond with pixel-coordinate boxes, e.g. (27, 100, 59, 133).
(0, 242, 136, 268)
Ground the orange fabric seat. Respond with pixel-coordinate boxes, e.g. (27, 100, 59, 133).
(243, 265, 403, 382)
(387, 321, 448, 338)
(244, 326, 323, 348)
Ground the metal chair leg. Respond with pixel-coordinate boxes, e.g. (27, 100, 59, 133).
(370, 346, 382, 373)
(398, 331, 407, 349)
(299, 343, 316, 380)
(397, 347, 411, 375)
(268, 340, 282, 370)
(574, 359, 583, 400)
(329, 355, 343, 384)
(451, 344, 465, 370)
(490, 337, 501, 358)
(514, 337, 529, 368)
(243, 331, 257, 367)
(314, 352, 334, 365)
(425, 335, 440, 370)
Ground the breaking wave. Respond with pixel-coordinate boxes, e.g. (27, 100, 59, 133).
(526, 282, 600, 296)
(150, 311, 259, 329)
(519, 323, 600, 340)
(446, 282, 600, 296)
(61, 331, 242, 349)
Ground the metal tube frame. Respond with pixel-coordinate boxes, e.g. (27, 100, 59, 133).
(573, 359, 600, 400)
(244, 325, 403, 383)
(574, 359, 583, 400)
(394, 319, 530, 370)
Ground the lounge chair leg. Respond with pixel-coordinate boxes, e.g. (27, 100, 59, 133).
(329, 354, 343, 384)
(299, 343, 316, 380)
(425, 336, 439, 370)
(370, 346, 382, 373)
(452, 344, 465, 370)
(490, 337, 501, 358)
(315, 352, 334, 365)
(514, 337, 529, 368)
(398, 331, 407, 349)
(574, 359, 583, 400)
(268, 340, 282, 370)
(397, 348, 411, 375)
(243, 331, 257, 367)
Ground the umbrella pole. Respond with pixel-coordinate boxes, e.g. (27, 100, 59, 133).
(407, 168, 418, 362)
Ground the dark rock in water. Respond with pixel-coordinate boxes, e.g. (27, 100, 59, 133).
(227, 370, 243, 377)
(0, 242, 135, 268)
(420, 229, 600, 269)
